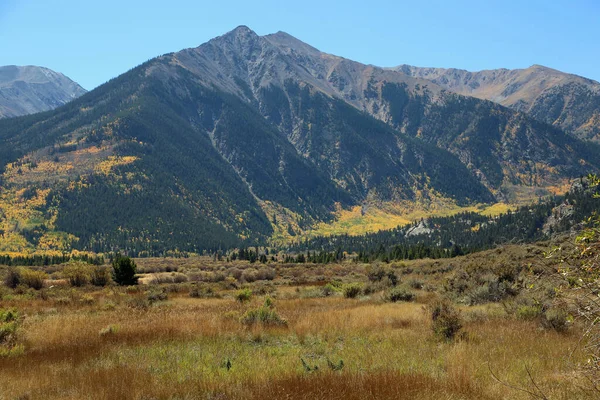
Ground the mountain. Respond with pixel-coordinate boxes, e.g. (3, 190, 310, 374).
(0, 65, 87, 118)
(0, 26, 598, 255)
(395, 64, 600, 141)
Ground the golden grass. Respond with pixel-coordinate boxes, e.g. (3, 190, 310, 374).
(0, 287, 591, 400)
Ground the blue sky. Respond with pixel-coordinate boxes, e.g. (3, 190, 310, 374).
(1, 0, 598, 90)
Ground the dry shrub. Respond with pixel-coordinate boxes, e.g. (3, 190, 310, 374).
(429, 300, 463, 341)
(19, 268, 47, 290)
(385, 287, 415, 302)
(63, 262, 92, 287)
(343, 283, 362, 298)
(90, 266, 111, 286)
(3, 268, 20, 289)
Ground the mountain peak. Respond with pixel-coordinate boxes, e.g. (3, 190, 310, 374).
(220, 25, 258, 40)
(0, 65, 86, 118)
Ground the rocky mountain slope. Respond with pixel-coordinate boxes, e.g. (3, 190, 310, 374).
(0, 26, 598, 254)
(395, 64, 600, 141)
(0, 65, 86, 118)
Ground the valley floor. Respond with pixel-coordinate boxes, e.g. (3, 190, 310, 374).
(0, 246, 595, 399)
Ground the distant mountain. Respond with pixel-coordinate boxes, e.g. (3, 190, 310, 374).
(0, 26, 598, 255)
(0, 65, 86, 118)
(395, 64, 600, 141)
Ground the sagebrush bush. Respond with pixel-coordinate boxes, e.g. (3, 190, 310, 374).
(407, 278, 424, 290)
(189, 285, 216, 298)
(343, 283, 362, 299)
(147, 289, 168, 304)
(385, 287, 415, 302)
(366, 264, 398, 286)
(429, 300, 463, 340)
(543, 308, 569, 332)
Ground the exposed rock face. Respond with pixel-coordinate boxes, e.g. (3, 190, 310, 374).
(395, 64, 600, 141)
(0, 65, 86, 118)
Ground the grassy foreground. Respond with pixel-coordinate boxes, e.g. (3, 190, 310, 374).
(0, 247, 594, 399)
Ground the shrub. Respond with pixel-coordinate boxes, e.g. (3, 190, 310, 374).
(366, 264, 398, 286)
(189, 285, 216, 298)
(407, 278, 424, 290)
(322, 283, 336, 297)
(240, 299, 287, 326)
(385, 287, 415, 302)
(0, 321, 17, 345)
(543, 308, 569, 332)
(516, 305, 543, 320)
(63, 262, 91, 287)
(343, 283, 362, 299)
(112, 254, 138, 286)
(241, 268, 259, 283)
(99, 325, 118, 336)
(125, 296, 150, 310)
(0, 309, 18, 323)
(4, 269, 20, 289)
(235, 288, 252, 303)
(429, 300, 463, 341)
(147, 289, 168, 304)
(19, 268, 47, 290)
(90, 266, 111, 286)
(0, 309, 20, 352)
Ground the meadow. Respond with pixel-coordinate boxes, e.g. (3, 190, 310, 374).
(0, 243, 595, 400)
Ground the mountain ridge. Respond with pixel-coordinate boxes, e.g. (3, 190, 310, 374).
(0, 65, 87, 118)
(0, 26, 598, 255)
(395, 63, 600, 141)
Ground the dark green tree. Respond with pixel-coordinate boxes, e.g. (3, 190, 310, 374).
(111, 254, 138, 286)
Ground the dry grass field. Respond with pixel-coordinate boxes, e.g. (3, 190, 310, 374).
(0, 245, 595, 400)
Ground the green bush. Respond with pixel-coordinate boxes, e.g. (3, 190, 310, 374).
(429, 300, 463, 341)
(112, 254, 138, 286)
(385, 287, 415, 302)
(0, 308, 20, 354)
(516, 305, 543, 320)
(240, 299, 286, 326)
(0, 309, 18, 323)
(0, 321, 17, 345)
(235, 288, 252, 303)
(322, 283, 336, 297)
(343, 283, 363, 299)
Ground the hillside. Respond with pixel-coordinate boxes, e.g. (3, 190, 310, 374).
(0, 26, 598, 254)
(0, 66, 87, 118)
(396, 64, 600, 141)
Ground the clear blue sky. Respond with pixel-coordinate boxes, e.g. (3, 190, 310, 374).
(1, 0, 598, 90)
